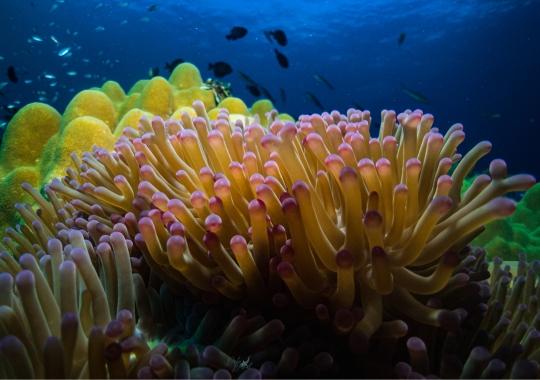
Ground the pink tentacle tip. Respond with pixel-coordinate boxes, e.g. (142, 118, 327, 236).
(277, 261, 295, 279)
(167, 235, 186, 251)
(336, 249, 354, 269)
(339, 166, 358, 182)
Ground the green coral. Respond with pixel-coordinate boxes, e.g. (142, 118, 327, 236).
(473, 182, 540, 259)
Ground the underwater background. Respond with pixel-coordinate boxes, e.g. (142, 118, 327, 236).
(1, 0, 539, 178)
(2, 1, 540, 379)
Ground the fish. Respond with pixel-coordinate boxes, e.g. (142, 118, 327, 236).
(398, 32, 406, 46)
(280, 88, 286, 103)
(49, 3, 58, 12)
(164, 58, 185, 73)
(44, 73, 56, 80)
(0, 82, 7, 91)
(7, 66, 18, 83)
(147, 4, 157, 11)
(259, 86, 275, 103)
(0, 104, 21, 122)
(148, 67, 160, 78)
(274, 49, 289, 68)
(264, 29, 287, 46)
(66, 70, 77, 76)
(83, 74, 92, 79)
(50, 35, 59, 44)
(49, 82, 57, 87)
(246, 84, 261, 97)
(140, 17, 150, 22)
(305, 92, 324, 110)
(237, 71, 257, 86)
(120, 20, 128, 25)
(0, 56, 4, 60)
(482, 112, 502, 119)
(314, 74, 334, 90)
(58, 47, 71, 57)
(208, 61, 232, 78)
(236, 71, 263, 98)
(401, 85, 429, 104)
(23, 79, 33, 84)
(226, 26, 248, 40)
(31, 35, 43, 42)
(95, 26, 106, 32)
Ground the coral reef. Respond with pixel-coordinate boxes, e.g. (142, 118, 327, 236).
(473, 182, 540, 260)
(0, 62, 537, 378)
(0, 63, 291, 228)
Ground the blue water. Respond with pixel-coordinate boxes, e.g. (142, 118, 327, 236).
(1, 0, 539, 178)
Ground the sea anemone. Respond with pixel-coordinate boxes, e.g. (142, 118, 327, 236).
(0, 224, 159, 378)
(42, 102, 535, 353)
(0, 173, 336, 379)
(395, 251, 540, 379)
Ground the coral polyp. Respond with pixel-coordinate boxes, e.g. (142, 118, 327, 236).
(42, 101, 534, 354)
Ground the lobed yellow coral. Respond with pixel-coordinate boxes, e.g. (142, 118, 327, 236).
(0, 63, 286, 228)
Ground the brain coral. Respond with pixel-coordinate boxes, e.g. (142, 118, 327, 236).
(0, 63, 292, 228)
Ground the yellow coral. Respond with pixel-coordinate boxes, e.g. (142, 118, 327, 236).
(169, 62, 203, 89)
(278, 113, 295, 121)
(62, 90, 118, 131)
(217, 97, 249, 115)
(135, 76, 173, 117)
(173, 87, 215, 110)
(169, 63, 216, 110)
(251, 99, 274, 124)
(0, 62, 279, 228)
(118, 93, 141, 118)
(128, 79, 149, 94)
(0, 167, 40, 226)
(0, 103, 61, 170)
(114, 108, 151, 137)
(43, 116, 115, 181)
(101, 80, 126, 104)
(171, 106, 198, 120)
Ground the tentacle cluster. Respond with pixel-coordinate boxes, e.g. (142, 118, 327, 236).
(0, 225, 157, 378)
(136, 284, 336, 379)
(40, 102, 535, 351)
(0, 176, 336, 379)
(395, 251, 540, 379)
